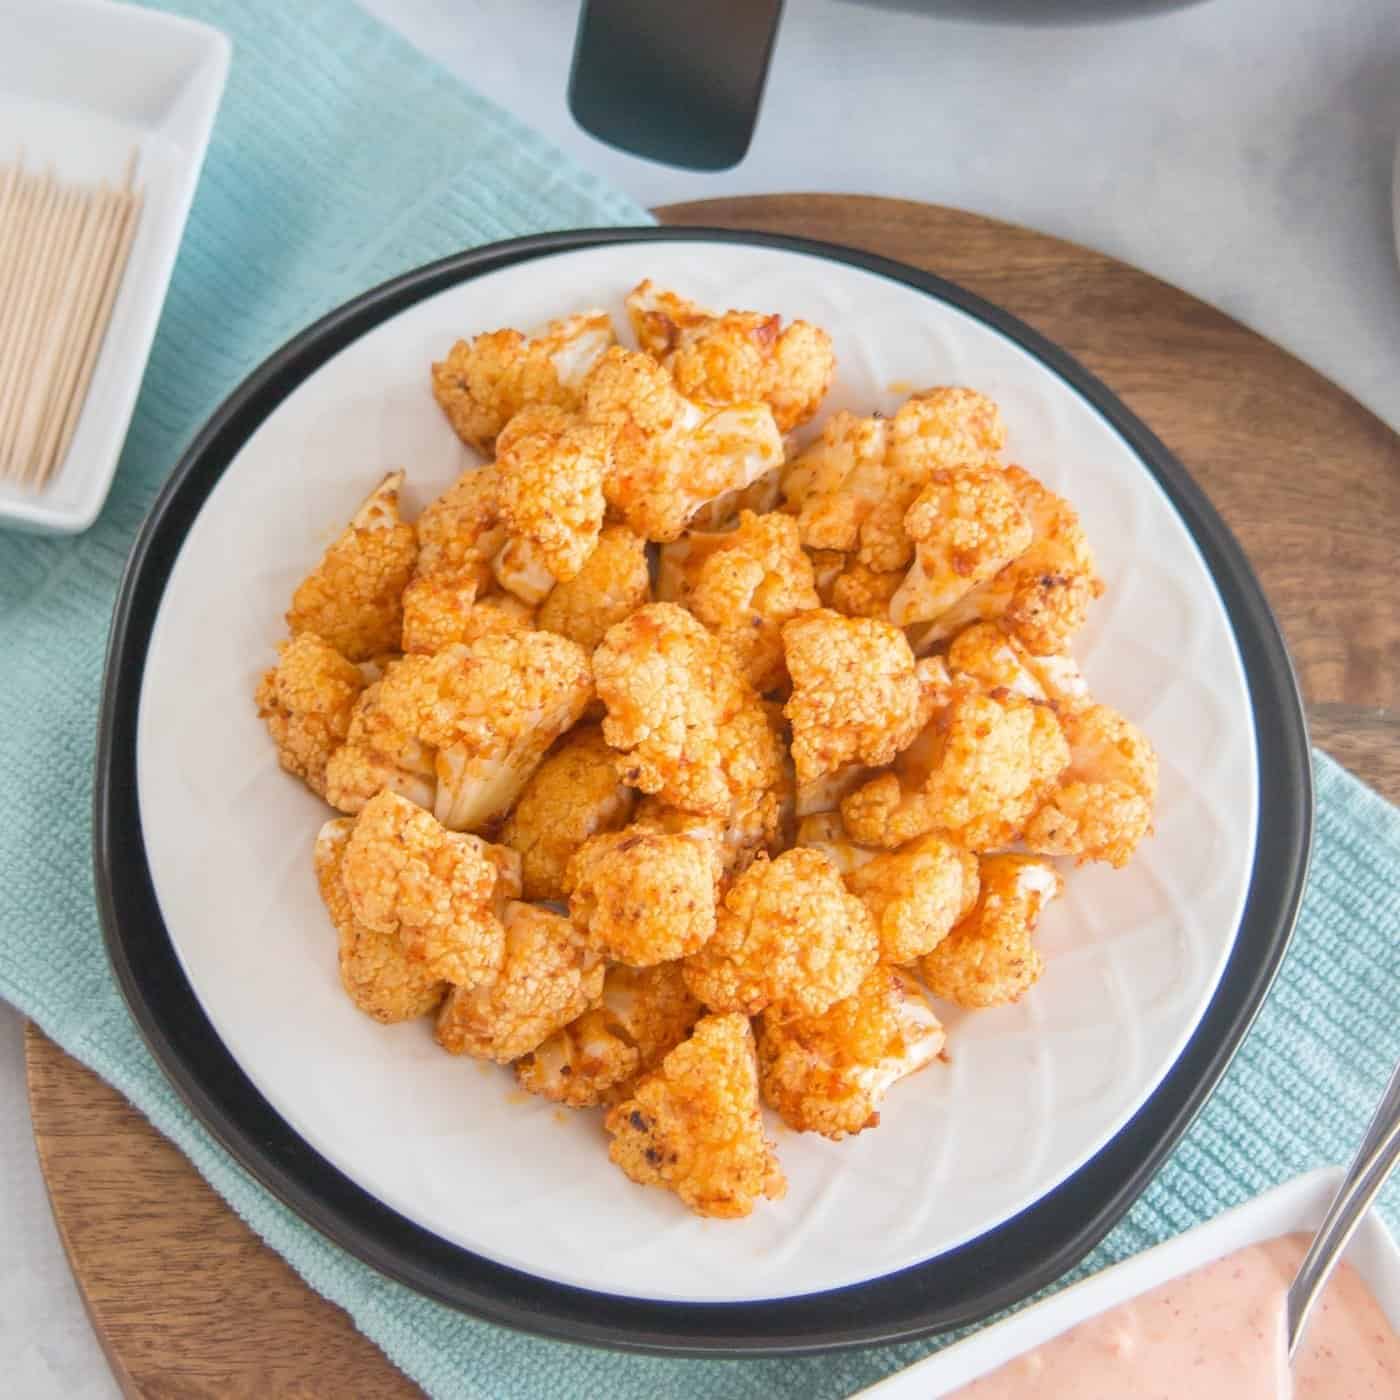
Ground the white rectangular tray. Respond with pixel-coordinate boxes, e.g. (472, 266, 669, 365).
(0, 0, 229, 532)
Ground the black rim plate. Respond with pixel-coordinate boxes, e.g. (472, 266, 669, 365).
(95, 227, 1313, 1356)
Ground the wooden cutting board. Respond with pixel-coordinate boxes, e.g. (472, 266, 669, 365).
(25, 195, 1400, 1398)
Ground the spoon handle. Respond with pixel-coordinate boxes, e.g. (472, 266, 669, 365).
(1286, 1059, 1400, 1358)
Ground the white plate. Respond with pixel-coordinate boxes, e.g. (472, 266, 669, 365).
(0, 0, 228, 533)
(133, 240, 1259, 1303)
(856, 1169, 1400, 1396)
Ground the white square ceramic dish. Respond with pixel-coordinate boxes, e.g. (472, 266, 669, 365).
(856, 1169, 1400, 1397)
(0, 0, 229, 533)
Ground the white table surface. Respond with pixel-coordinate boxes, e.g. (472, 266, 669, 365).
(4, 0, 1399, 1394)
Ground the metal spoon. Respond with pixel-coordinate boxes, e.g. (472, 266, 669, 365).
(1286, 1058, 1400, 1358)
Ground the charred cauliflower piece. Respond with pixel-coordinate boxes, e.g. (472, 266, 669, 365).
(842, 678, 1069, 851)
(915, 466, 1103, 654)
(585, 346, 783, 542)
(514, 961, 701, 1108)
(1023, 703, 1157, 867)
(920, 854, 1063, 1008)
(782, 610, 945, 785)
(435, 901, 604, 1061)
(680, 510, 820, 693)
(594, 603, 784, 820)
(566, 825, 721, 966)
(340, 791, 520, 989)
(255, 633, 367, 798)
(683, 847, 878, 1017)
(315, 818, 447, 1023)
(287, 472, 417, 661)
(431, 310, 615, 454)
(495, 404, 609, 586)
(756, 966, 944, 1139)
(604, 1011, 786, 1219)
(889, 465, 1033, 626)
(625, 279, 835, 433)
(535, 523, 651, 650)
(377, 631, 593, 833)
(846, 833, 981, 964)
(324, 667, 437, 815)
(782, 389, 1006, 572)
(500, 725, 636, 902)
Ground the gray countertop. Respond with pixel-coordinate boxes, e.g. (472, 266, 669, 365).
(3, 1, 1397, 1393)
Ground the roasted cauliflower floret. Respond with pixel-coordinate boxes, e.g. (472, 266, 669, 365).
(842, 678, 1069, 851)
(413, 465, 506, 589)
(625, 279, 835, 433)
(340, 791, 520, 989)
(756, 966, 944, 1139)
(845, 833, 981, 964)
(796, 817, 979, 961)
(681, 511, 820, 693)
(594, 603, 782, 819)
(945, 621, 1093, 732)
(535, 523, 651, 650)
(514, 962, 701, 1108)
(314, 818, 447, 1023)
(683, 848, 878, 1017)
(255, 633, 367, 798)
(829, 560, 905, 620)
(500, 725, 636, 901)
(586, 346, 784, 542)
(916, 466, 1103, 653)
(324, 669, 437, 815)
(1023, 703, 1157, 867)
(566, 825, 721, 966)
(920, 854, 1062, 1008)
(889, 465, 1033, 626)
(495, 404, 608, 585)
(782, 610, 945, 785)
(377, 631, 593, 833)
(435, 901, 604, 1061)
(401, 574, 535, 656)
(782, 389, 1006, 572)
(653, 529, 734, 608)
(605, 1012, 786, 1219)
(286, 472, 417, 661)
(431, 310, 614, 454)
(400, 465, 524, 654)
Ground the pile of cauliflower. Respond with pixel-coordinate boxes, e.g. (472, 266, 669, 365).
(256, 280, 1157, 1221)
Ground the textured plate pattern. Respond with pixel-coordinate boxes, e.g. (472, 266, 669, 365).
(134, 243, 1258, 1303)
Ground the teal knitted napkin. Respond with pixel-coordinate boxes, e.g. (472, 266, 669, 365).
(3, 2, 1399, 1396)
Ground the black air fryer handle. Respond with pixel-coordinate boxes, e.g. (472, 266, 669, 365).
(568, 0, 785, 171)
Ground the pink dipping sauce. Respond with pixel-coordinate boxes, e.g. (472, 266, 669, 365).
(951, 1234, 1400, 1399)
